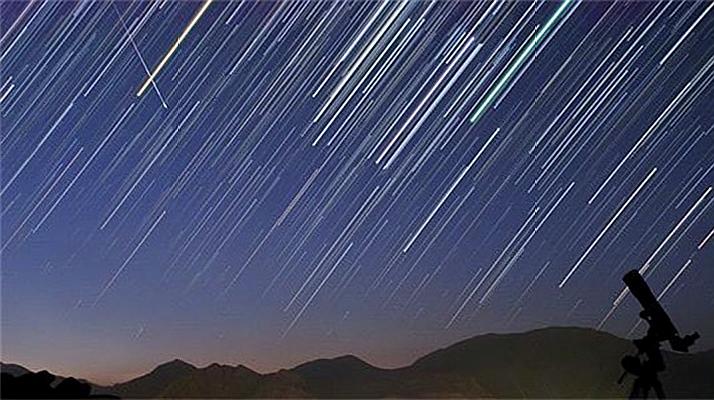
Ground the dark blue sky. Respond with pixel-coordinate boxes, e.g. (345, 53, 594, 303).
(1, 0, 713, 384)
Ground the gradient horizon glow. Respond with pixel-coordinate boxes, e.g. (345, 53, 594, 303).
(1, 0, 713, 385)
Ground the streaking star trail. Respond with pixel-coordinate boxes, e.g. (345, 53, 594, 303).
(0, 0, 713, 384)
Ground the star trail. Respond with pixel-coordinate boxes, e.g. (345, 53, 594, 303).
(1, 0, 713, 384)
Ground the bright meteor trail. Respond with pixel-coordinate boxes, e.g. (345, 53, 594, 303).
(469, 0, 575, 124)
(136, 0, 214, 97)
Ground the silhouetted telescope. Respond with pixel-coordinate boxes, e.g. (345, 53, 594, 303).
(623, 270, 699, 352)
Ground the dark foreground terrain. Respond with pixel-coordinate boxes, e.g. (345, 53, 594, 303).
(2, 327, 712, 398)
(0, 367, 118, 399)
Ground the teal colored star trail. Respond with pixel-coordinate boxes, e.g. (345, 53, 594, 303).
(1, 0, 713, 384)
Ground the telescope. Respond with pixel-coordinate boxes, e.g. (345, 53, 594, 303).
(623, 270, 699, 352)
(618, 270, 699, 399)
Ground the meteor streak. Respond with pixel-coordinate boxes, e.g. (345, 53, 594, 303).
(468, 0, 574, 124)
(136, 0, 214, 97)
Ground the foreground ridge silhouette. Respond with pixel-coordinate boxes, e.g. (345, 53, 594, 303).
(0, 370, 118, 399)
(3, 326, 712, 398)
(618, 270, 700, 399)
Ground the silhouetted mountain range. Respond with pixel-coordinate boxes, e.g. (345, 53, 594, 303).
(3, 327, 713, 398)
(0, 363, 32, 378)
(0, 364, 117, 399)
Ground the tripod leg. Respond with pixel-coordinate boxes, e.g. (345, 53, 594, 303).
(652, 379, 665, 399)
(630, 379, 642, 399)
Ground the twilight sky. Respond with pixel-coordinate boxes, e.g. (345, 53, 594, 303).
(1, 0, 713, 385)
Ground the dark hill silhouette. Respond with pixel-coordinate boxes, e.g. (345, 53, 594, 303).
(4, 327, 712, 398)
(660, 348, 714, 397)
(289, 354, 398, 397)
(0, 368, 118, 399)
(410, 327, 714, 398)
(0, 362, 32, 377)
(102, 327, 713, 398)
(287, 354, 487, 397)
(411, 326, 633, 397)
(159, 363, 262, 398)
(105, 358, 197, 398)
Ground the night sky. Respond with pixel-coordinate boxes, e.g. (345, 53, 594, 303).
(1, 0, 713, 385)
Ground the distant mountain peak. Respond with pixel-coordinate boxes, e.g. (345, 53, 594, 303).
(154, 359, 196, 371)
(108, 358, 198, 398)
(334, 354, 362, 362)
(0, 362, 32, 377)
(330, 354, 375, 368)
(203, 362, 238, 371)
(291, 353, 382, 383)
